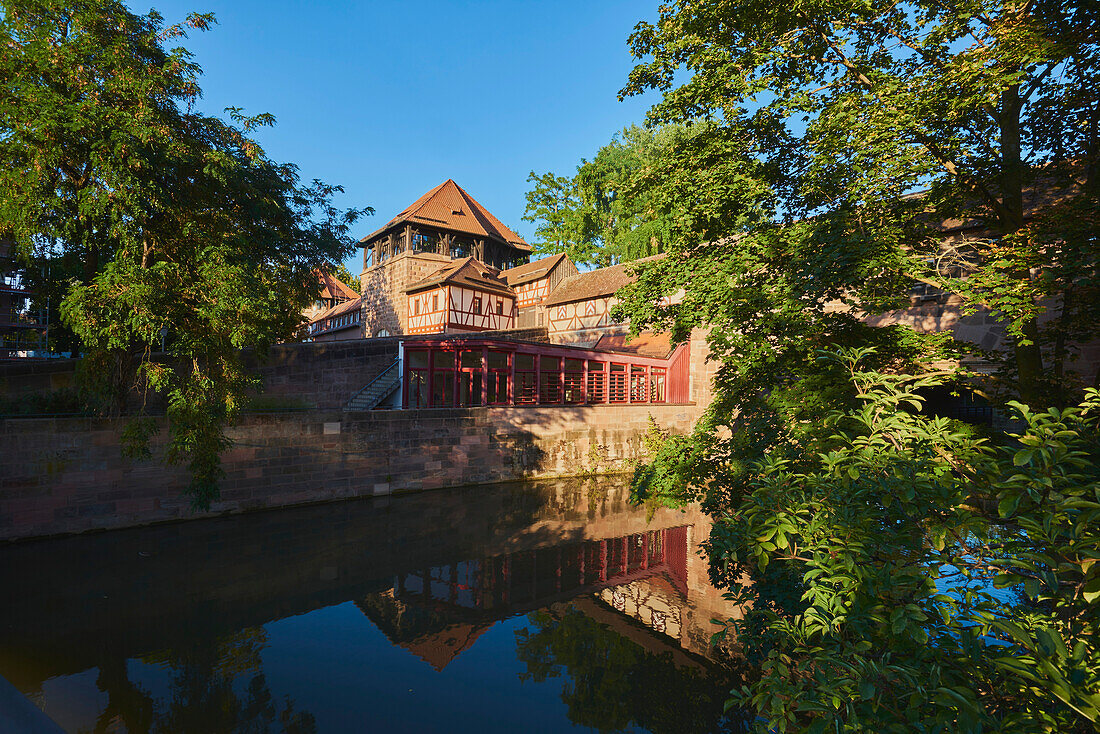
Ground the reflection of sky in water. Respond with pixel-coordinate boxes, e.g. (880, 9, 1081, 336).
(29, 602, 655, 733)
(259, 603, 595, 733)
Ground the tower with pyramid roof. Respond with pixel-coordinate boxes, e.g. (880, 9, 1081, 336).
(358, 180, 532, 337)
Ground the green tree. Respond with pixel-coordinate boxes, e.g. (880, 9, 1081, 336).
(620, 0, 1099, 405)
(610, 0, 1100, 729)
(0, 0, 365, 507)
(698, 351, 1099, 731)
(523, 123, 712, 267)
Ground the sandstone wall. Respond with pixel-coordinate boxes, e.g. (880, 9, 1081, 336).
(244, 338, 399, 410)
(0, 402, 700, 541)
(361, 251, 453, 337)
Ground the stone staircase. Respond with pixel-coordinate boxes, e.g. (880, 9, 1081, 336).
(345, 360, 401, 411)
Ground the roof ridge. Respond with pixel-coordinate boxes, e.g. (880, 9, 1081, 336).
(360, 180, 530, 250)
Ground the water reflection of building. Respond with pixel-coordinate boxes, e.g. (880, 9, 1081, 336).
(355, 522, 740, 671)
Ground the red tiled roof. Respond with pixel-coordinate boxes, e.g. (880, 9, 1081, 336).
(310, 295, 362, 325)
(361, 180, 531, 251)
(319, 270, 359, 301)
(500, 253, 569, 287)
(592, 331, 675, 359)
(406, 257, 514, 297)
(541, 255, 664, 308)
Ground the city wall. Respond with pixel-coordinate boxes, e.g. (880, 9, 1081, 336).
(0, 402, 700, 541)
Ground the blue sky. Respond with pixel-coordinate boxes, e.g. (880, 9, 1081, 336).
(135, 0, 662, 272)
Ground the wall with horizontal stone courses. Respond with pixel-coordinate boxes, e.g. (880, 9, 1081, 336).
(0, 359, 79, 397)
(243, 338, 399, 410)
(0, 401, 700, 541)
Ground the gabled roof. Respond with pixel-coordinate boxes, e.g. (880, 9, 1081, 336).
(310, 295, 362, 326)
(406, 257, 515, 297)
(361, 179, 531, 251)
(319, 270, 359, 301)
(500, 253, 570, 287)
(541, 255, 665, 308)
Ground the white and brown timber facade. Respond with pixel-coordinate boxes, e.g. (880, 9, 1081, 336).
(359, 180, 533, 338)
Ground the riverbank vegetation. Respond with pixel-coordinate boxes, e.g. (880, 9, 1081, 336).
(519, 0, 1100, 729)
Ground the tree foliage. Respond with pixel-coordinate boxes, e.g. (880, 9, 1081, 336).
(523, 123, 713, 267)
(0, 0, 366, 507)
(701, 351, 1099, 732)
(619, 0, 1099, 404)
(608, 0, 1100, 729)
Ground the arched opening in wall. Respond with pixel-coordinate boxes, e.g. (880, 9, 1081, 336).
(376, 329, 391, 338)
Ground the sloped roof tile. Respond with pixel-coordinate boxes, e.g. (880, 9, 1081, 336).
(319, 270, 359, 301)
(406, 257, 514, 297)
(500, 253, 570, 287)
(541, 255, 664, 307)
(361, 180, 531, 251)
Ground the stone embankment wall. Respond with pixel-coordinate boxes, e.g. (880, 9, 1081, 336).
(1, 402, 698, 541)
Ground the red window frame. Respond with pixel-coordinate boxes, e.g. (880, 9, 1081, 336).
(487, 350, 510, 405)
(539, 356, 563, 404)
(630, 364, 648, 403)
(457, 349, 483, 407)
(431, 350, 456, 407)
(586, 361, 606, 403)
(564, 358, 585, 404)
(650, 367, 667, 403)
(515, 353, 538, 405)
(608, 363, 628, 403)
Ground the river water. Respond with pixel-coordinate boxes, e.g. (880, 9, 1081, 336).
(0, 477, 748, 733)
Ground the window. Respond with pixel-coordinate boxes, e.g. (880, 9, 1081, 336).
(630, 365, 648, 402)
(487, 350, 509, 404)
(515, 353, 537, 405)
(414, 299, 420, 316)
(412, 231, 437, 252)
(472, 297, 482, 315)
(496, 300, 504, 315)
(376, 329, 390, 337)
(407, 350, 429, 408)
(539, 356, 562, 404)
(586, 361, 606, 403)
(458, 350, 483, 407)
(432, 350, 456, 407)
(609, 364, 628, 403)
(564, 358, 584, 404)
(433, 293, 439, 311)
(650, 367, 666, 403)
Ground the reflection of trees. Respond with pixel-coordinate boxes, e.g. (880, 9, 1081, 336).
(86, 628, 315, 734)
(515, 605, 749, 734)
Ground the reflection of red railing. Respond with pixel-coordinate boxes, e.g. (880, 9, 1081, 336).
(393, 526, 692, 617)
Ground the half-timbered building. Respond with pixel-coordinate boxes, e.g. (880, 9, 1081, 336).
(540, 257, 664, 345)
(303, 270, 359, 324)
(500, 252, 578, 328)
(405, 258, 517, 335)
(359, 180, 532, 337)
(307, 295, 363, 342)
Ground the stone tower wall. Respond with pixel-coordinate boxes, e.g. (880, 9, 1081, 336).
(360, 251, 452, 337)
